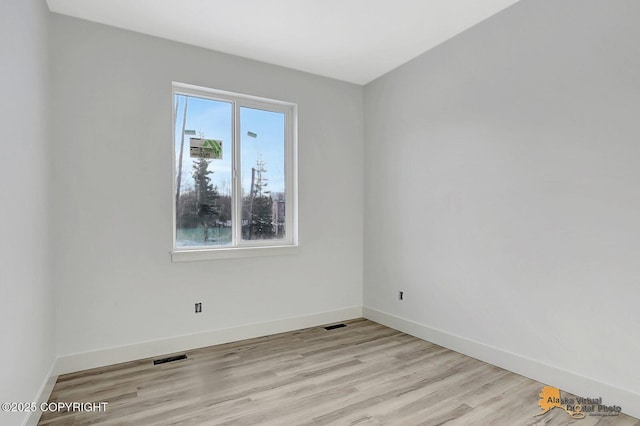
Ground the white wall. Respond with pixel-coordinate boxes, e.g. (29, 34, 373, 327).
(364, 0, 640, 417)
(49, 14, 363, 364)
(0, 0, 56, 424)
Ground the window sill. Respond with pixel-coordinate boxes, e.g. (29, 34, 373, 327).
(171, 244, 299, 262)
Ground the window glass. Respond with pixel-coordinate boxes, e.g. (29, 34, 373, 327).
(240, 107, 286, 241)
(174, 95, 232, 247)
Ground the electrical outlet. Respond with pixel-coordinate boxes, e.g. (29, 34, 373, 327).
(195, 302, 202, 313)
(398, 291, 404, 301)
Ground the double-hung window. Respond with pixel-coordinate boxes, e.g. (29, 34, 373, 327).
(171, 83, 297, 261)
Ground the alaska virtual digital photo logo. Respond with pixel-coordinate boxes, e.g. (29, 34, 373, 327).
(534, 386, 622, 419)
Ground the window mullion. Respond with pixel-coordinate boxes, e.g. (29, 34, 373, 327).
(232, 101, 243, 246)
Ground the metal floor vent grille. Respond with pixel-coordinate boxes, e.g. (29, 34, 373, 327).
(153, 354, 187, 365)
(324, 323, 347, 331)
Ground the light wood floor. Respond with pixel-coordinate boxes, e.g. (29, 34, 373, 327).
(39, 319, 639, 425)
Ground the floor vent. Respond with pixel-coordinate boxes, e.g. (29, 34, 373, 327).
(153, 354, 187, 365)
(324, 323, 347, 331)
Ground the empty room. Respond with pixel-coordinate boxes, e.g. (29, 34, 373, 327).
(2, 0, 639, 424)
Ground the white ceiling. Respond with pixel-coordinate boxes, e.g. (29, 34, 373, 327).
(46, 0, 520, 85)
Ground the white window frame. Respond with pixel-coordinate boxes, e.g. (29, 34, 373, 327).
(171, 82, 298, 261)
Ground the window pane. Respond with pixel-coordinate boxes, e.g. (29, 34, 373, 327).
(240, 107, 286, 241)
(175, 95, 233, 247)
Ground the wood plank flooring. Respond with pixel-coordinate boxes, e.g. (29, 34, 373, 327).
(39, 319, 639, 425)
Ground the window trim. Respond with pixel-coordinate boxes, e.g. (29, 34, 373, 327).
(170, 82, 298, 261)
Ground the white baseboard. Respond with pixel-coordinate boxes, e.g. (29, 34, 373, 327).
(55, 306, 362, 375)
(23, 359, 58, 426)
(363, 306, 640, 420)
